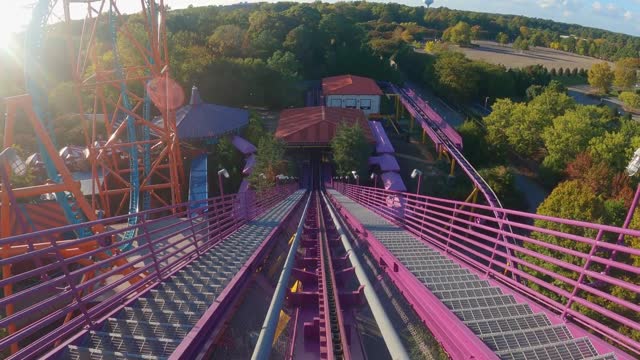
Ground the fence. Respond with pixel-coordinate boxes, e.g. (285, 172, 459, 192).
(0, 183, 298, 359)
(332, 182, 640, 356)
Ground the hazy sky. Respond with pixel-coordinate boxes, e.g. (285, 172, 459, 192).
(3, 0, 640, 37)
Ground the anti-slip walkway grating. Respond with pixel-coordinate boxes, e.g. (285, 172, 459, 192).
(64, 190, 306, 359)
(327, 189, 617, 360)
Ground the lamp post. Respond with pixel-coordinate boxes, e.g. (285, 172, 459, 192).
(411, 169, 423, 195)
(217, 168, 229, 197)
(370, 173, 378, 188)
(351, 170, 359, 186)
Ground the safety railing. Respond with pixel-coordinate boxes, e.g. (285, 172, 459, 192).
(0, 183, 298, 359)
(331, 182, 640, 356)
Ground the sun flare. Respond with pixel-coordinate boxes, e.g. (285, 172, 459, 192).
(0, 4, 27, 51)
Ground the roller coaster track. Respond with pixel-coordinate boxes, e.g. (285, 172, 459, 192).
(389, 84, 504, 212)
(108, 4, 140, 246)
(388, 84, 519, 267)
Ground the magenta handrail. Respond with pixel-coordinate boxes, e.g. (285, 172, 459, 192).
(0, 183, 298, 359)
(331, 182, 640, 357)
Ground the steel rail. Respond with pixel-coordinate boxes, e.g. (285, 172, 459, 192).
(320, 191, 410, 359)
(251, 190, 312, 360)
(317, 191, 351, 360)
(389, 84, 520, 275)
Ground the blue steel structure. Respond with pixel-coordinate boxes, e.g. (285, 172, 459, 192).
(108, 5, 142, 250)
(24, 0, 92, 238)
(188, 154, 209, 211)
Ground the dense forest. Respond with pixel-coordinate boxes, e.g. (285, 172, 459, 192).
(2, 1, 640, 104)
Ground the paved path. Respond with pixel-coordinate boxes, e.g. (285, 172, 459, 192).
(568, 86, 640, 121)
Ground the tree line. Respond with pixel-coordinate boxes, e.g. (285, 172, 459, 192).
(425, 8, 640, 60)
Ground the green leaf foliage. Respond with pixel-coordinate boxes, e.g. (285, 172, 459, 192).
(330, 123, 371, 177)
(248, 134, 287, 191)
(542, 106, 611, 173)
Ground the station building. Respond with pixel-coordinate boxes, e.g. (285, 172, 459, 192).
(322, 75, 383, 116)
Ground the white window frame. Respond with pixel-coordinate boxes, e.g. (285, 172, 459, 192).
(330, 99, 342, 107)
(360, 99, 371, 110)
(344, 98, 357, 109)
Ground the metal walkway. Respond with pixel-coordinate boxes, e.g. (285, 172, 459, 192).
(64, 190, 306, 359)
(326, 189, 618, 360)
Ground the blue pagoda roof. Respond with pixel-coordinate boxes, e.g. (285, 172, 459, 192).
(155, 86, 249, 140)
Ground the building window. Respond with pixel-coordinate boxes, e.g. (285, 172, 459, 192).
(360, 99, 371, 110)
(330, 99, 341, 107)
(344, 99, 356, 109)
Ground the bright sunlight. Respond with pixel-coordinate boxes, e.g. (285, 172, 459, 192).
(0, 3, 30, 50)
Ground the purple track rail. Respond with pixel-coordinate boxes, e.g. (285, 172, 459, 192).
(331, 182, 640, 358)
(388, 83, 522, 274)
(388, 84, 504, 211)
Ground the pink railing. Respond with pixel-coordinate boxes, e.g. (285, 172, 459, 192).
(332, 182, 640, 356)
(0, 184, 297, 359)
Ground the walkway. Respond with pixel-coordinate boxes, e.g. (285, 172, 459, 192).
(64, 190, 306, 359)
(327, 189, 618, 360)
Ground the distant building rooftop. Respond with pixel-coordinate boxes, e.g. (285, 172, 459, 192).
(154, 86, 249, 140)
(322, 75, 383, 96)
(276, 106, 374, 146)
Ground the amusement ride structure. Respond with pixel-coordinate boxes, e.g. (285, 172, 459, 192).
(0, 1, 638, 359)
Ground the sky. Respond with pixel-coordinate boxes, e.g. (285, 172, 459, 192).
(1, 0, 640, 40)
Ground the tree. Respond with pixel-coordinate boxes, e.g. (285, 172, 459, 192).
(566, 152, 613, 196)
(496, 32, 509, 45)
(524, 180, 605, 299)
(478, 166, 524, 209)
(243, 114, 267, 146)
(550, 68, 557, 76)
(546, 79, 566, 94)
(330, 123, 371, 176)
(484, 88, 574, 159)
(458, 120, 493, 167)
(513, 36, 529, 51)
(433, 51, 478, 101)
(442, 21, 472, 46)
(526, 85, 544, 100)
(588, 62, 614, 94)
(207, 24, 245, 57)
(588, 131, 629, 172)
(267, 50, 301, 79)
(248, 134, 287, 191)
(620, 91, 640, 111)
(423, 41, 448, 54)
(614, 58, 639, 90)
(542, 106, 609, 173)
(470, 25, 481, 40)
(528, 87, 575, 119)
(484, 99, 547, 157)
(557, 67, 564, 76)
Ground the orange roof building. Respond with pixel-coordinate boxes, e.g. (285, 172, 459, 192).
(276, 106, 374, 147)
(322, 75, 383, 115)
